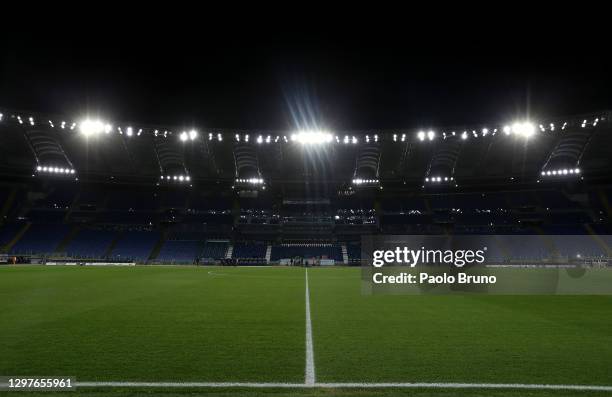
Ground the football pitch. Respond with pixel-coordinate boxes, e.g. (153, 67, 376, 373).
(1, 265, 612, 397)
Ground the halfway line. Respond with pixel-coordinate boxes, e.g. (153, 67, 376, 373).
(304, 267, 315, 385)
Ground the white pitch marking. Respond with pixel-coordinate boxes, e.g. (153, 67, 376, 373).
(76, 382, 307, 388)
(304, 267, 316, 385)
(73, 382, 612, 391)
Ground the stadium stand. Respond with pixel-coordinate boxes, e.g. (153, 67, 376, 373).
(233, 242, 267, 259)
(271, 243, 343, 262)
(64, 228, 117, 259)
(109, 230, 160, 261)
(1, 110, 612, 266)
(11, 223, 70, 255)
(199, 241, 229, 261)
(346, 242, 361, 264)
(155, 240, 204, 264)
(0, 223, 22, 251)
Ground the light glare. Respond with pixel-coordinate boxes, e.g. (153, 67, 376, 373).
(290, 130, 333, 144)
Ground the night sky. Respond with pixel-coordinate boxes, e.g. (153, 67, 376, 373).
(1, 25, 610, 132)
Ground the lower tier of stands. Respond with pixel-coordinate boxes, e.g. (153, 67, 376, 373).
(270, 244, 343, 262)
(3, 221, 612, 265)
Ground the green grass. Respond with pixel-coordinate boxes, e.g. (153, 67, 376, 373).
(0, 266, 305, 382)
(1, 265, 612, 397)
(310, 267, 612, 385)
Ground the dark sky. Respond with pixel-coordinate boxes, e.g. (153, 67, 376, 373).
(1, 24, 610, 132)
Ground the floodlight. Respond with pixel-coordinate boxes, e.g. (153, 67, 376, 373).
(512, 122, 535, 138)
(503, 125, 511, 135)
(290, 130, 333, 144)
(417, 131, 425, 141)
(427, 130, 435, 141)
(126, 127, 133, 137)
(180, 132, 188, 142)
(189, 130, 198, 140)
(80, 119, 105, 136)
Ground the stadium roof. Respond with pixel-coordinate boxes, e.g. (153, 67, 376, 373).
(0, 108, 611, 190)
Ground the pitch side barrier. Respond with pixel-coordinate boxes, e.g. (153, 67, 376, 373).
(361, 235, 612, 295)
(45, 261, 135, 266)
